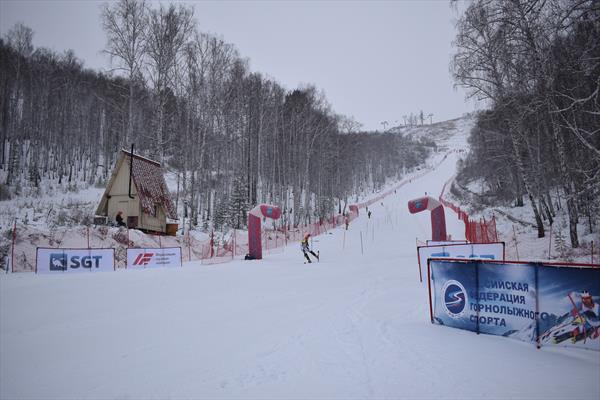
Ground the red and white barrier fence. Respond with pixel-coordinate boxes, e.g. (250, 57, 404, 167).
(439, 177, 499, 243)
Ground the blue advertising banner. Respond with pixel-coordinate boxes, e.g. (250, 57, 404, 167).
(429, 259, 600, 351)
(537, 266, 600, 351)
(477, 262, 536, 337)
(429, 260, 477, 332)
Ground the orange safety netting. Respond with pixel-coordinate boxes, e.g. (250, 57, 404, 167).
(438, 178, 499, 243)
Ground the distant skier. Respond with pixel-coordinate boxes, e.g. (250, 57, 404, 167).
(301, 233, 319, 263)
(368, 210, 372, 219)
(344, 214, 350, 230)
(115, 211, 126, 227)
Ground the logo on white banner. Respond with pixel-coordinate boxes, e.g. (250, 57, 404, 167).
(127, 248, 182, 269)
(133, 253, 154, 266)
(37, 248, 114, 273)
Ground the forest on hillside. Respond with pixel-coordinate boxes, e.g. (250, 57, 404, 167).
(0, 0, 434, 231)
(451, 0, 600, 248)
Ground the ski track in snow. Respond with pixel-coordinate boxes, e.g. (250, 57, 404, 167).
(1, 118, 599, 399)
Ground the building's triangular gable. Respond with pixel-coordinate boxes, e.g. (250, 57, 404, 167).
(96, 150, 177, 220)
(95, 153, 127, 216)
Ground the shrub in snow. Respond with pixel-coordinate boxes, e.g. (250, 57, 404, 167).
(112, 230, 130, 246)
(0, 184, 12, 201)
(553, 224, 572, 262)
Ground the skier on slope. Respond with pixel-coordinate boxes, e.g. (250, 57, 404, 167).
(301, 233, 319, 263)
(571, 291, 600, 342)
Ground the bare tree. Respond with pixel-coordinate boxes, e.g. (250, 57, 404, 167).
(452, 0, 600, 246)
(144, 3, 195, 162)
(101, 0, 148, 146)
(3, 23, 33, 184)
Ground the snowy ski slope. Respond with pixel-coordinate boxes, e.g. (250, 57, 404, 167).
(1, 121, 599, 399)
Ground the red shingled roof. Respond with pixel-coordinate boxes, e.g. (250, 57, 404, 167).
(125, 151, 177, 220)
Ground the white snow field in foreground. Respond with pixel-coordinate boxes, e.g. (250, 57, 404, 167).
(2, 127, 599, 399)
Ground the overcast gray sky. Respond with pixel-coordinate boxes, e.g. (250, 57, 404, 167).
(0, 0, 476, 131)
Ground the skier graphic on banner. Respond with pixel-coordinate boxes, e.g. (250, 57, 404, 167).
(570, 291, 600, 342)
(546, 291, 600, 345)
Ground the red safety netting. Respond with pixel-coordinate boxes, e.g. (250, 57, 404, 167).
(438, 178, 499, 243)
(5, 210, 359, 272)
(193, 211, 357, 264)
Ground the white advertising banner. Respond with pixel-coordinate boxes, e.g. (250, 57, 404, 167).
(127, 247, 182, 269)
(417, 242, 505, 281)
(426, 240, 468, 246)
(36, 248, 115, 274)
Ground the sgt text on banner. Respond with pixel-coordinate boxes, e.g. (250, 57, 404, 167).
(428, 259, 600, 351)
(36, 248, 115, 273)
(127, 247, 182, 269)
(416, 242, 504, 282)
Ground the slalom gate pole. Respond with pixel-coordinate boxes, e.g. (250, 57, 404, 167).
(513, 225, 520, 261)
(548, 224, 552, 259)
(493, 215, 499, 242)
(592, 241, 594, 264)
(360, 231, 364, 255)
(11, 220, 16, 273)
(568, 293, 587, 344)
(188, 232, 191, 261)
(343, 230, 346, 249)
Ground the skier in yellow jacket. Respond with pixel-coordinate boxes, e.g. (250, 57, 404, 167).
(301, 233, 319, 263)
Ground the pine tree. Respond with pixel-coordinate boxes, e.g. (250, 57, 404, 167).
(213, 196, 229, 231)
(554, 221, 570, 261)
(228, 177, 249, 229)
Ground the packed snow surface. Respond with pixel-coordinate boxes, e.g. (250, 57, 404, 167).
(2, 120, 599, 399)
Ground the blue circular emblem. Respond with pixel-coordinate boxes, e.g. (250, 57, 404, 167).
(266, 207, 273, 216)
(441, 280, 468, 318)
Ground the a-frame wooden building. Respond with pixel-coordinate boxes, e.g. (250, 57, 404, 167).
(96, 150, 177, 234)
